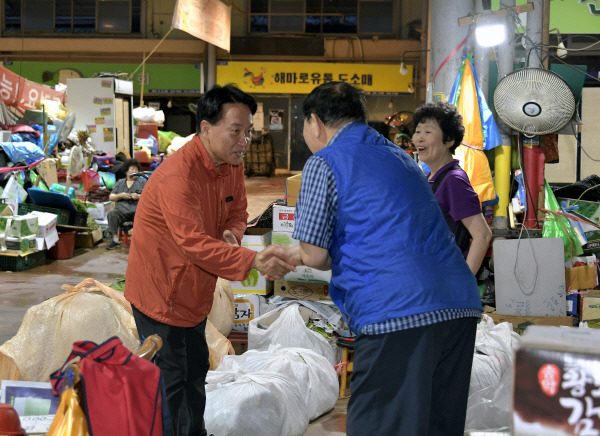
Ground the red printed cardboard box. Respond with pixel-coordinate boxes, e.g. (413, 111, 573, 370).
(513, 326, 600, 434)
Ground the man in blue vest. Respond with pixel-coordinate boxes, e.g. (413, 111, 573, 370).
(273, 82, 482, 435)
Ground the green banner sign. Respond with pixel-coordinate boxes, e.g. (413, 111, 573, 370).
(550, 0, 600, 34)
(1, 61, 203, 95)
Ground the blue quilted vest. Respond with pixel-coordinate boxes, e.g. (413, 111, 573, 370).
(315, 122, 482, 332)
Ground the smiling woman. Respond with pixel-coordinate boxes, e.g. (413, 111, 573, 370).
(413, 101, 492, 275)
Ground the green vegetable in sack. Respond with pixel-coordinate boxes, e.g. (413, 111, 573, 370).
(241, 268, 259, 287)
(542, 180, 583, 261)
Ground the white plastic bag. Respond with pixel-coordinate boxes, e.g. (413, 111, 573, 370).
(248, 303, 337, 365)
(205, 370, 309, 436)
(216, 344, 338, 419)
(0, 173, 27, 203)
(465, 314, 521, 432)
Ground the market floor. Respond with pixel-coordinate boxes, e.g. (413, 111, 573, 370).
(0, 174, 348, 435)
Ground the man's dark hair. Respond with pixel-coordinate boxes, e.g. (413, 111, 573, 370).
(413, 101, 465, 153)
(302, 82, 368, 127)
(196, 84, 258, 131)
(123, 158, 141, 173)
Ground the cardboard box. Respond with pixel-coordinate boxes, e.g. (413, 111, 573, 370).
(272, 205, 296, 233)
(513, 326, 600, 434)
(86, 201, 113, 221)
(232, 293, 261, 332)
(5, 235, 37, 253)
(1, 214, 39, 237)
(230, 228, 274, 295)
(274, 280, 331, 302)
(581, 290, 600, 327)
(485, 312, 573, 335)
(286, 173, 302, 207)
(271, 231, 332, 283)
(75, 228, 104, 248)
(30, 211, 59, 250)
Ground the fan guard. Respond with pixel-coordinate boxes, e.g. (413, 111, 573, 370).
(493, 68, 575, 136)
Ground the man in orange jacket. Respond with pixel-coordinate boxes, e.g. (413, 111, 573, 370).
(125, 84, 295, 436)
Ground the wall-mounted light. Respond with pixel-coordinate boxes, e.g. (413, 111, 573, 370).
(399, 49, 430, 76)
(475, 12, 506, 47)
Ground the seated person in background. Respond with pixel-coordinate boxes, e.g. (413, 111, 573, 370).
(106, 158, 145, 250)
(413, 101, 492, 275)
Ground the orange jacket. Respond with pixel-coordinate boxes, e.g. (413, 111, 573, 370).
(125, 135, 256, 327)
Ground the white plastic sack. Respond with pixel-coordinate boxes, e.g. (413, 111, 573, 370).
(207, 278, 235, 337)
(205, 370, 309, 436)
(216, 344, 338, 420)
(248, 303, 337, 365)
(465, 314, 521, 432)
(132, 106, 165, 124)
(0, 282, 139, 382)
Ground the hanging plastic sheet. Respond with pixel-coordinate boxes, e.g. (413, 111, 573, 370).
(449, 56, 500, 206)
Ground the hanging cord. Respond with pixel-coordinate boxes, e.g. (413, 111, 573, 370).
(512, 224, 539, 297)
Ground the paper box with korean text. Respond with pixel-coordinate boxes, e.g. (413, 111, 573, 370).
(30, 211, 59, 250)
(232, 293, 262, 333)
(513, 326, 600, 434)
(230, 228, 273, 295)
(272, 205, 296, 233)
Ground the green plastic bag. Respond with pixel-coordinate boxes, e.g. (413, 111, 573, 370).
(542, 180, 583, 261)
(158, 131, 181, 153)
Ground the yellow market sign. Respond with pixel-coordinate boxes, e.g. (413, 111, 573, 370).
(217, 61, 413, 95)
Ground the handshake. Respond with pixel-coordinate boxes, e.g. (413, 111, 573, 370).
(251, 244, 302, 281)
(222, 230, 301, 281)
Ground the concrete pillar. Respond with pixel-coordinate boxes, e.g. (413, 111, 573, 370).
(524, 0, 544, 69)
(473, 0, 490, 101)
(428, 0, 472, 101)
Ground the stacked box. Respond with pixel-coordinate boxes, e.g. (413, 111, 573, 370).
(286, 174, 302, 207)
(5, 235, 37, 253)
(230, 228, 273, 295)
(580, 290, 600, 328)
(271, 204, 331, 283)
(1, 214, 39, 237)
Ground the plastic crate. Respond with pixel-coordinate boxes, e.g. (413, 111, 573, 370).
(69, 211, 89, 227)
(0, 250, 46, 272)
(18, 203, 71, 226)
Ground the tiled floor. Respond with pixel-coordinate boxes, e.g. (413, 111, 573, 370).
(0, 174, 348, 435)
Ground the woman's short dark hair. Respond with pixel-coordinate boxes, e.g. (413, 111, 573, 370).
(123, 158, 141, 173)
(413, 101, 465, 153)
(196, 84, 258, 132)
(303, 82, 368, 127)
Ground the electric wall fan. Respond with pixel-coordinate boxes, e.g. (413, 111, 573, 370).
(493, 68, 577, 228)
(493, 68, 575, 136)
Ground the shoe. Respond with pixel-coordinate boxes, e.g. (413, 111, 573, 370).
(106, 240, 121, 250)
